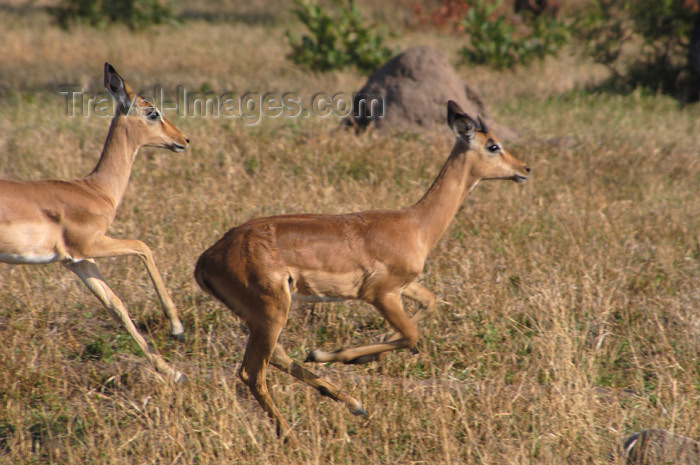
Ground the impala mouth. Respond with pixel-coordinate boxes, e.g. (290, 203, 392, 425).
(171, 143, 187, 153)
(513, 174, 529, 183)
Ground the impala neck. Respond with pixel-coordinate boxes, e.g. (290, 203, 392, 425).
(408, 140, 481, 253)
(86, 115, 141, 208)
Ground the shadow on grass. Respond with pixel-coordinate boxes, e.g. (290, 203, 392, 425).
(0, 2, 283, 27)
(176, 9, 281, 25)
(586, 59, 700, 104)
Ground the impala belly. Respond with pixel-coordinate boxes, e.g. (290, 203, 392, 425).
(0, 221, 65, 264)
(289, 268, 365, 302)
(0, 252, 61, 265)
(291, 293, 347, 303)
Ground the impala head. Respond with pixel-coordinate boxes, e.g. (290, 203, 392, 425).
(104, 63, 189, 153)
(447, 100, 529, 183)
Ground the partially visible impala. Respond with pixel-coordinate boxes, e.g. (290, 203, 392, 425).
(195, 100, 530, 444)
(0, 63, 189, 382)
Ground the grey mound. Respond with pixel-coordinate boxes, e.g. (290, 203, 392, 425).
(343, 45, 519, 142)
(619, 429, 700, 465)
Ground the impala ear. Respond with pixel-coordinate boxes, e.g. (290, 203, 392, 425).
(104, 63, 135, 114)
(447, 100, 476, 141)
(477, 115, 488, 133)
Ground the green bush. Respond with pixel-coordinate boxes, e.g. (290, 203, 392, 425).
(578, 0, 698, 95)
(459, 0, 569, 69)
(52, 0, 177, 30)
(287, 0, 395, 73)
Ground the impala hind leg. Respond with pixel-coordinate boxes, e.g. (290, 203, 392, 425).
(270, 344, 366, 416)
(306, 292, 419, 364)
(64, 259, 184, 382)
(239, 326, 299, 448)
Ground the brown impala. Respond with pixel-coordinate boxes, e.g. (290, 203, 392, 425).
(0, 63, 189, 382)
(195, 101, 529, 445)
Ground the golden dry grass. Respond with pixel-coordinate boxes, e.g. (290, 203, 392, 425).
(1, 3, 699, 464)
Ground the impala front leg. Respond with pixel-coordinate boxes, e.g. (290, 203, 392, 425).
(64, 259, 184, 382)
(306, 292, 419, 364)
(340, 282, 437, 364)
(84, 236, 185, 341)
(380, 282, 436, 343)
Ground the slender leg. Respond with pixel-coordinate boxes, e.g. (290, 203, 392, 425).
(270, 344, 366, 415)
(239, 327, 299, 448)
(306, 291, 419, 364)
(64, 259, 184, 382)
(382, 282, 436, 343)
(81, 235, 184, 341)
(356, 282, 438, 364)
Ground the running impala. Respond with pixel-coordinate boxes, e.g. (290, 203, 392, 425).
(195, 100, 530, 444)
(0, 63, 189, 382)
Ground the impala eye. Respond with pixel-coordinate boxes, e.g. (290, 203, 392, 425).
(147, 109, 160, 121)
(487, 143, 499, 153)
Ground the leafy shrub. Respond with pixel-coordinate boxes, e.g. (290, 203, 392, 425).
(287, 0, 395, 73)
(459, 0, 569, 69)
(577, 0, 699, 96)
(52, 0, 176, 30)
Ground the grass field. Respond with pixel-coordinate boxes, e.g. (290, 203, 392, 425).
(1, 1, 699, 464)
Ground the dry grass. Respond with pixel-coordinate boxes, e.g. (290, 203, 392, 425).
(1, 3, 699, 464)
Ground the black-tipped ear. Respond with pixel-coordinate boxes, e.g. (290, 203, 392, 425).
(447, 100, 476, 141)
(477, 116, 488, 133)
(103, 63, 132, 114)
(446, 100, 463, 129)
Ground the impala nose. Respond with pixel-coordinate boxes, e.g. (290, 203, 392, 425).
(185, 138, 190, 144)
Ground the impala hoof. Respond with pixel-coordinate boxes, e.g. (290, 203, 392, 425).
(305, 350, 324, 363)
(349, 401, 367, 416)
(170, 321, 185, 342)
(282, 432, 300, 449)
(173, 372, 187, 384)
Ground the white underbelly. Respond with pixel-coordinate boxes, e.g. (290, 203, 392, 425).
(0, 221, 65, 265)
(0, 252, 61, 265)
